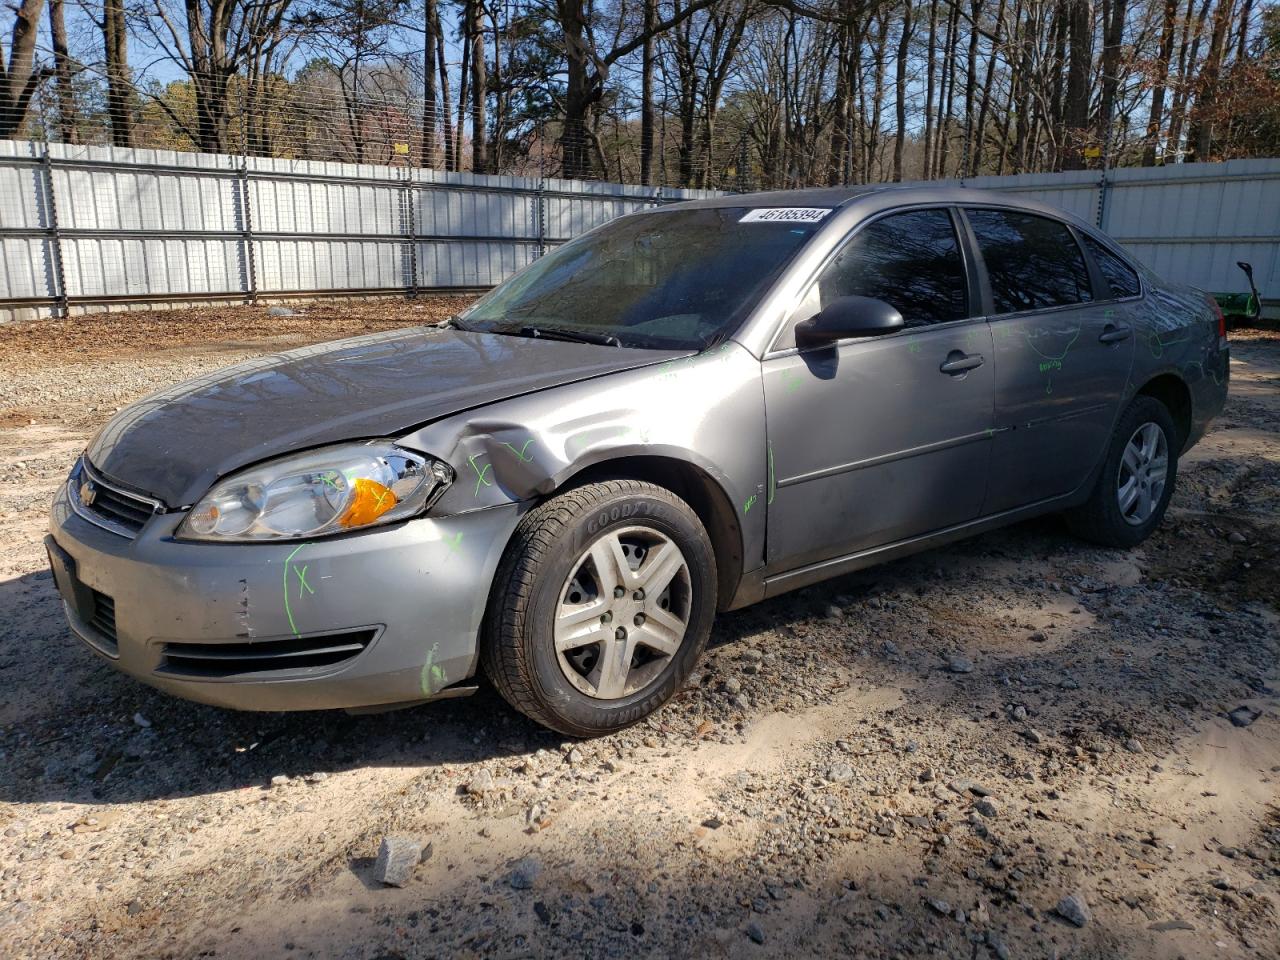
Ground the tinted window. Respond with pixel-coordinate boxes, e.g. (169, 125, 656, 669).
(815, 209, 968, 327)
(1082, 234, 1141, 299)
(966, 209, 1093, 313)
(462, 207, 821, 350)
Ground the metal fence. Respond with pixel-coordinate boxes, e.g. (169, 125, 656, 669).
(1, 140, 1276, 322)
(0, 139, 722, 321)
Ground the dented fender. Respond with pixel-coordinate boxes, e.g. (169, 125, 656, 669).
(397, 340, 769, 579)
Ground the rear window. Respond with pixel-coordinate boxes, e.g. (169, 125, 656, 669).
(1081, 234, 1141, 299)
(966, 209, 1094, 314)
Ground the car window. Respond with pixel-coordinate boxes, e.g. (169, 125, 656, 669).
(966, 209, 1094, 314)
(1081, 234, 1141, 299)
(811, 209, 969, 328)
(460, 206, 822, 350)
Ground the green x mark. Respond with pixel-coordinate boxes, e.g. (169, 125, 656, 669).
(444, 531, 463, 556)
(468, 455, 493, 496)
(501, 439, 535, 462)
(294, 564, 314, 600)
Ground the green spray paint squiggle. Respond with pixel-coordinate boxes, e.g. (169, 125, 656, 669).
(282, 542, 314, 638)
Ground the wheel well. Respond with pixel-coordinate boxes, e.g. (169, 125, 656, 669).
(560, 456, 744, 611)
(1137, 374, 1192, 447)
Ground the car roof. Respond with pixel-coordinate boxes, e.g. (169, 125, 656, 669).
(665, 183, 1095, 231)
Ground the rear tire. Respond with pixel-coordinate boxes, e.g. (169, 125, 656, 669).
(482, 479, 716, 737)
(1065, 395, 1179, 548)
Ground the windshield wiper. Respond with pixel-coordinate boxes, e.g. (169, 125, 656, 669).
(519, 325, 622, 347)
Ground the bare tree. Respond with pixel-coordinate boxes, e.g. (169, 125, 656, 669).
(1, 0, 47, 140)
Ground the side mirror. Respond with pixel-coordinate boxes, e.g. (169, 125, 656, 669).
(795, 295, 904, 347)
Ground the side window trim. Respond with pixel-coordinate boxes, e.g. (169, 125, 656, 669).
(766, 204, 977, 355)
(958, 204, 1099, 321)
(1077, 229, 1146, 304)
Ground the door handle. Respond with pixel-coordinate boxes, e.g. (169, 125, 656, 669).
(939, 352, 984, 375)
(1098, 324, 1132, 344)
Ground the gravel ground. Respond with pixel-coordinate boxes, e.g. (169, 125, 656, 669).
(1, 302, 1277, 960)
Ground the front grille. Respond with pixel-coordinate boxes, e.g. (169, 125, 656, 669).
(71, 460, 159, 539)
(86, 589, 119, 655)
(158, 630, 376, 679)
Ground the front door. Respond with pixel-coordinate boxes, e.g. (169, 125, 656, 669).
(961, 207, 1136, 515)
(762, 207, 996, 573)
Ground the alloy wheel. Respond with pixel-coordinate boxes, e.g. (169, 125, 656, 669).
(1117, 421, 1168, 526)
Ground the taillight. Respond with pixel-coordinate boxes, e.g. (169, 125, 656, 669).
(1207, 295, 1227, 347)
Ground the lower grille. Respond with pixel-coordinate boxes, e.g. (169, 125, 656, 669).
(159, 630, 376, 678)
(87, 590, 119, 652)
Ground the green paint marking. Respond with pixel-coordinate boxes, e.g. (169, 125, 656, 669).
(444, 531, 464, 556)
(282, 542, 313, 638)
(318, 471, 343, 491)
(744, 494, 758, 513)
(767, 446, 775, 505)
(501, 438, 535, 462)
(468, 454, 493, 496)
(294, 564, 313, 600)
(1022, 321, 1082, 396)
(1148, 331, 1191, 359)
(420, 642, 447, 696)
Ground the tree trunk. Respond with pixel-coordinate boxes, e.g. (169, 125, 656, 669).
(972, 0, 1006, 175)
(48, 0, 77, 142)
(962, 0, 983, 176)
(104, 0, 132, 146)
(421, 0, 439, 167)
(923, 0, 939, 179)
(1060, 0, 1093, 170)
(893, 2, 913, 182)
(468, 0, 487, 174)
(1097, 0, 1126, 162)
(1190, 0, 1234, 161)
(436, 21, 455, 171)
(1143, 0, 1178, 164)
(640, 0, 656, 185)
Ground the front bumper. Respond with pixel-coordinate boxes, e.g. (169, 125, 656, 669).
(47, 482, 524, 711)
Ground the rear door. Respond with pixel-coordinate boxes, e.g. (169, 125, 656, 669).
(960, 207, 1136, 515)
(762, 207, 995, 573)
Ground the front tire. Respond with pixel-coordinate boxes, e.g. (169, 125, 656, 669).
(482, 480, 717, 737)
(1065, 395, 1180, 548)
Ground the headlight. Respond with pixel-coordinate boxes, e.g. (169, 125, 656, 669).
(178, 442, 452, 542)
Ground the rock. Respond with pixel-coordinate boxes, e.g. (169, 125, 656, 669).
(1148, 919, 1195, 932)
(1225, 531, 1246, 544)
(1055, 891, 1091, 927)
(946, 654, 974, 674)
(926, 897, 951, 915)
(985, 930, 1010, 959)
(508, 856, 543, 890)
(824, 604, 843, 620)
(132, 712, 151, 728)
(974, 797, 1000, 819)
(1024, 728, 1045, 744)
(466, 769, 495, 794)
(126, 900, 144, 916)
(269, 774, 289, 788)
(919, 767, 935, 783)
(825, 763, 855, 783)
(746, 921, 766, 944)
(566, 748, 585, 766)
(374, 836, 422, 887)
(1011, 705, 1028, 722)
(1028, 630, 1048, 643)
(1123, 738, 1144, 753)
(267, 305, 297, 317)
(304, 771, 328, 783)
(1228, 706, 1260, 728)
(723, 678, 743, 695)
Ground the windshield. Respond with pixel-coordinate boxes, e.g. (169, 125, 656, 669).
(458, 206, 825, 350)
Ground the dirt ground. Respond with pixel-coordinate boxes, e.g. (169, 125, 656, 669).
(0, 299, 1277, 960)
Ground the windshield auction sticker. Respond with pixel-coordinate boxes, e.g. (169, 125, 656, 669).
(739, 208, 832, 223)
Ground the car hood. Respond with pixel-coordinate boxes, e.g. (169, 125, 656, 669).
(87, 326, 686, 508)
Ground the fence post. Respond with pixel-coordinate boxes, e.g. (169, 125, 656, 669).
(405, 167, 419, 295)
(239, 161, 258, 303)
(1095, 159, 1111, 230)
(41, 147, 69, 318)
